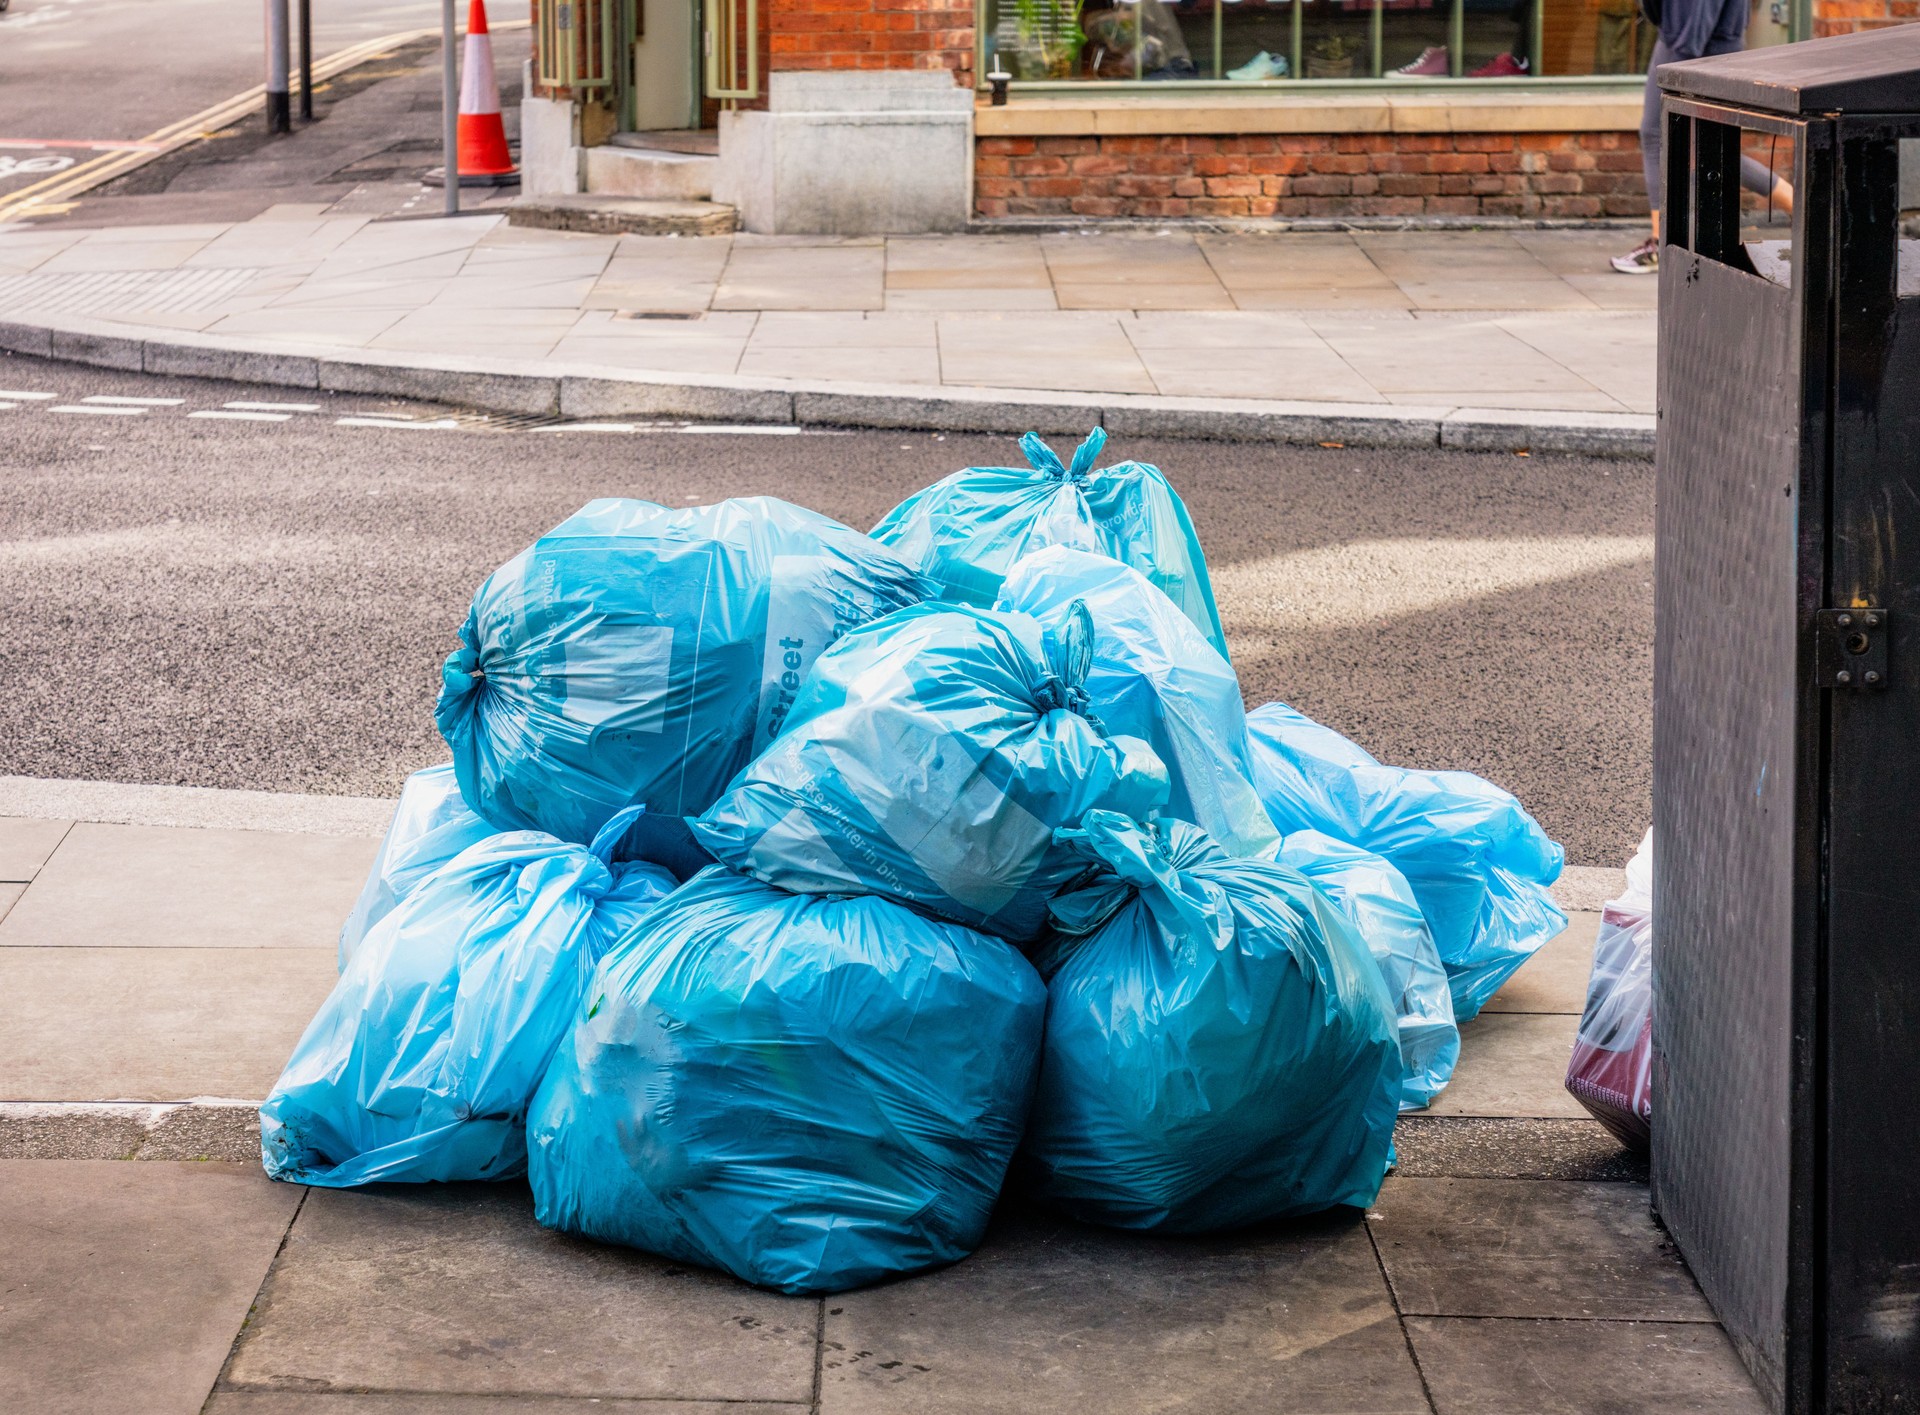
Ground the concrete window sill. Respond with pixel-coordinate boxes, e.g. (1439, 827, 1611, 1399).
(976, 86, 1645, 136)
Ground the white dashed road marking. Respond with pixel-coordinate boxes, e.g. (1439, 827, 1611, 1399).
(0, 390, 57, 400)
(83, 395, 185, 406)
(50, 405, 145, 415)
(224, 401, 321, 412)
(189, 410, 293, 422)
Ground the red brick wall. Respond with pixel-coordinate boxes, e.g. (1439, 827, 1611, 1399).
(975, 132, 1650, 220)
(767, 0, 974, 84)
(1810, 0, 1919, 35)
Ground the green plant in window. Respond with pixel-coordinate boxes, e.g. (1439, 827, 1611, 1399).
(1305, 31, 1359, 79)
(1010, 0, 1084, 80)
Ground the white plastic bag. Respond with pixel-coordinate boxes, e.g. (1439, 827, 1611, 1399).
(1564, 829, 1653, 1149)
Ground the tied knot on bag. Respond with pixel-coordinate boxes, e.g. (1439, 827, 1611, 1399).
(1031, 600, 1099, 724)
(1020, 427, 1108, 484)
(440, 643, 486, 700)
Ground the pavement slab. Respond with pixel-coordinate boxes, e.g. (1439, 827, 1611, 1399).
(0, 945, 337, 1100)
(0, 820, 376, 950)
(1370, 1177, 1714, 1321)
(223, 1182, 819, 1402)
(1426, 1013, 1586, 1119)
(1405, 1316, 1769, 1414)
(0, 816, 70, 881)
(0, 1160, 302, 1415)
(819, 1204, 1429, 1415)
(1481, 910, 1598, 1014)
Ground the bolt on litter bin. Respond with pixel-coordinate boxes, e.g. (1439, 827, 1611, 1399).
(1653, 25, 1920, 1415)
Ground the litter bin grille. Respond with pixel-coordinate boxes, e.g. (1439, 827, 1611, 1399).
(1653, 250, 1808, 1411)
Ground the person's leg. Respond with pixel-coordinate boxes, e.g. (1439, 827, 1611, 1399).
(1641, 39, 1674, 238)
(1614, 38, 1672, 270)
(1738, 153, 1794, 216)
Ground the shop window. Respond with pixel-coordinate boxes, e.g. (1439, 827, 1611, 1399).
(982, 0, 1658, 83)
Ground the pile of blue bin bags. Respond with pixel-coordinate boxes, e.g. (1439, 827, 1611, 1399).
(262, 429, 1566, 1294)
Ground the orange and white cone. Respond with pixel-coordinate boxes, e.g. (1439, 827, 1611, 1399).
(455, 0, 517, 183)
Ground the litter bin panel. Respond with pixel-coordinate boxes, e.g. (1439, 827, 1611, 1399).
(1818, 116, 1920, 1401)
(1654, 249, 1812, 1410)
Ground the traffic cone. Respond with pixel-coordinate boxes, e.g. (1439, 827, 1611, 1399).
(455, 0, 517, 183)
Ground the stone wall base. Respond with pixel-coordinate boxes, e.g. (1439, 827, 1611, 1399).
(976, 131, 1650, 221)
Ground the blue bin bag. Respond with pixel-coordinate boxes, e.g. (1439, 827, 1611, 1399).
(436, 497, 928, 857)
(260, 807, 676, 1187)
(691, 601, 1170, 945)
(871, 428, 1229, 661)
(1244, 702, 1566, 1021)
(338, 763, 496, 971)
(1023, 812, 1401, 1233)
(1277, 831, 1459, 1111)
(526, 866, 1047, 1295)
(996, 545, 1277, 858)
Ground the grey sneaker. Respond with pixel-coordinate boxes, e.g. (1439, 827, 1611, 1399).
(1611, 238, 1659, 275)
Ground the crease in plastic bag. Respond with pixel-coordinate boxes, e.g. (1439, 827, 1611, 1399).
(338, 763, 495, 971)
(1022, 812, 1402, 1233)
(995, 545, 1278, 858)
(436, 497, 928, 861)
(527, 866, 1046, 1295)
(1565, 828, 1652, 1150)
(1244, 701, 1566, 1020)
(1277, 831, 1459, 1111)
(260, 806, 676, 1187)
(871, 428, 1229, 661)
(691, 601, 1170, 944)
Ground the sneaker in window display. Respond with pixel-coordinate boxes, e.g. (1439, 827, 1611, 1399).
(1393, 45, 1450, 76)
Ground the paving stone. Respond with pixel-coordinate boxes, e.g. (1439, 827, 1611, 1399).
(1482, 911, 1598, 1014)
(1369, 1177, 1714, 1321)
(206, 1397, 804, 1414)
(224, 1183, 817, 1402)
(1406, 1316, 1767, 1413)
(819, 1204, 1428, 1415)
(1425, 1012, 1587, 1119)
(0, 817, 71, 881)
(1391, 1117, 1646, 1182)
(0, 1160, 301, 1415)
(0, 880, 23, 925)
(0, 946, 336, 1101)
(0, 821, 374, 950)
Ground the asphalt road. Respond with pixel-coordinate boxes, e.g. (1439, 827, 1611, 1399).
(0, 355, 1654, 866)
(0, 0, 438, 196)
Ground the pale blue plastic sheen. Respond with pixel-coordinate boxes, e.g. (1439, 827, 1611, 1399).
(996, 545, 1277, 858)
(526, 867, 1047, 1295)
(338, 763, 495, 971)
(436, 497, 928, 857)
(1022, 813, 1402, 1233)
(691, 602, 1171, 945)
(1244, 702, 1566, 1021)
(871, 429, 1230, 660)
(260, 807, 677, 1187)
(1277, 831, 1460, 1111)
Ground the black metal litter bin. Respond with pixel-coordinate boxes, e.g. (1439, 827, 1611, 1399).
(1654, 26, 1920, 1415)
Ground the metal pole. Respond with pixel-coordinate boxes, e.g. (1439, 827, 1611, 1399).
(298, 0, 313, 122)
(266, 0, 292, 134)
(441, 0, 460, 215)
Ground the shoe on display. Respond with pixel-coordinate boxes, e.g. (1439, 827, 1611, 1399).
(1393, 45, 1450, 76)
(1227, 51, 1289, 81)
(1610, 238, 1660, 275)
(1468, 52, 1529, 77)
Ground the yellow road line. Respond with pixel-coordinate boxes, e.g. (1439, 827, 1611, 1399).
(0, 21, 529, 224)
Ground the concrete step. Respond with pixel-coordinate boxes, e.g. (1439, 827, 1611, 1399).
(609, 129, 719, 156)
(582, 144, 716, 201)
(506, 194, 736, 237)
